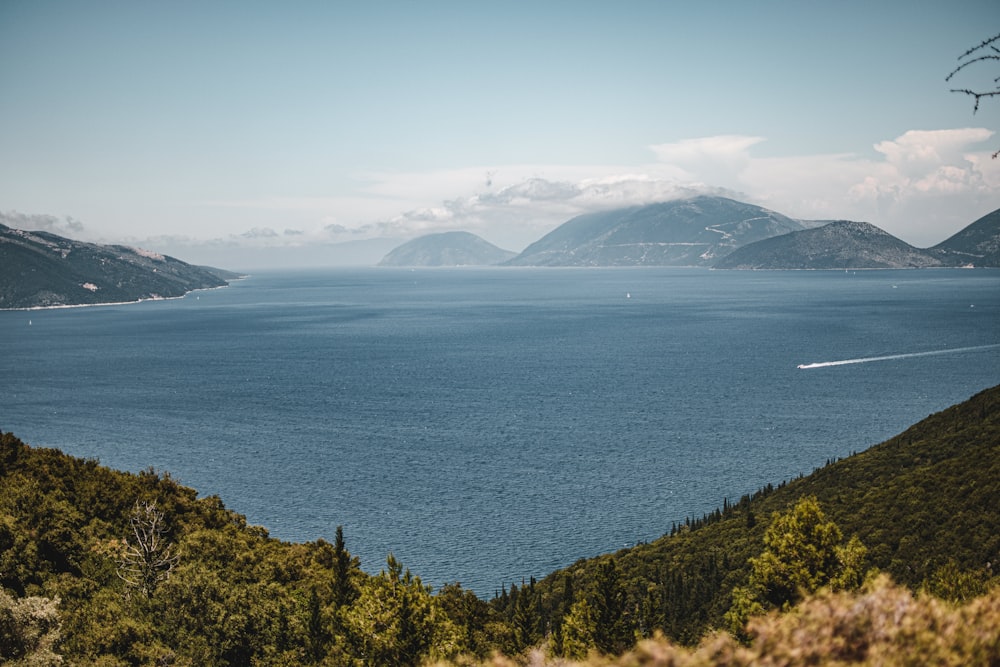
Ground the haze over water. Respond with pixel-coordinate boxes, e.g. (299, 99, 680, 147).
(3, 268, 998, 595)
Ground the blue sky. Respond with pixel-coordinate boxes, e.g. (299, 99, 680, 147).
(2, 1, 998, 266)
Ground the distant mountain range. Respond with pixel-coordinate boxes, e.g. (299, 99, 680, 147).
(382, 197, 1000, 270)
(713, 220, 945, 269)
(0, 223, 241, 309)
(716, 208, 1000, 269)
(504, 196, 810, 267)
(378, 231, 516, 267)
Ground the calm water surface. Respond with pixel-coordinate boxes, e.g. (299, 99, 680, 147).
(3, 268, 999, 594)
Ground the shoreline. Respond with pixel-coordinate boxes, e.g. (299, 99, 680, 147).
(0, 279, 245, 312)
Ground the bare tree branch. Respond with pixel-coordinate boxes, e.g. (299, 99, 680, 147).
(948, 33, 1000, 157)
(116, 500, 180, 598)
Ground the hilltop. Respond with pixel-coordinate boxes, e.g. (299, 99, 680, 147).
(505, 196, 810, 267)
(713, 220, 945, 269)
(378, 231, 516, 266)
(713, 206, 1000, 270)
(0, 222, 240, 309)
(931, 207, 1000, 267)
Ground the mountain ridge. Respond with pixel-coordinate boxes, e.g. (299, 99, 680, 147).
(931, 207, 1000, 267)
(505, 196, 810, 266)
(378, 230, 516, 267)
(0, 222, 240, 309)
(712, 220, 947, 269)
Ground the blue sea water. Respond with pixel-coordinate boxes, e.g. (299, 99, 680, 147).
(2, 267, 999, 595)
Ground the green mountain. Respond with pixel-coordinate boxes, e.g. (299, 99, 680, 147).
(505, 196, 809, 266)
(378, 231, 516, 266)
(713, 220, 944, 269)
(931, 207, 1000, 267)
(0, 223, 239, 309)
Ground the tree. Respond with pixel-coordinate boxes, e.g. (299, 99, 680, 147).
(306, 587, 328, 663)
(947, 33, 1000, 158)
(343, 554, 459, 666)
(726, 496, 867, 634)
(559, 598, 597, 660)
(333, 525, 356, 608)
(511, 577, 542, 652)
(592, 558, 631, 655)
(116, 500, 179, 599)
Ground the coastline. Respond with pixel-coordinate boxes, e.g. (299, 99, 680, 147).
(0, 279, 245, 312)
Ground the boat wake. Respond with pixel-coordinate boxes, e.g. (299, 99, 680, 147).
(796, 344, 1000, 370)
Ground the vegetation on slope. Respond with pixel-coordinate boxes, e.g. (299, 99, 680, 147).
(524, 383, 1000, 647)
(0, 223, 237, 309)
(1, 383, 998, 664)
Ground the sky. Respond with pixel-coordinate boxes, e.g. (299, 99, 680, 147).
(1, 1, 999, 268)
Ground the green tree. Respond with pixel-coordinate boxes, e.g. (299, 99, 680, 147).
(560, 598, 596, 660)
(511, 577, 542, 652)
(592, 558, 631, 655)
(307, 586, 328, 663)
(333, 525, 356, 609)
(343, 554, 459, 666)
(726, 496, 867, 634)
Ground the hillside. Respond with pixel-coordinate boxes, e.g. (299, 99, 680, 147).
(528, 383, 1000, 643)
(378, 231, 516, 266)
(931, 207, 1000, 267)
(713, 220, 944, 269)
(505, 196, 809, 266)
(0, 223, 238, 309)
(0, 384, 997, 663)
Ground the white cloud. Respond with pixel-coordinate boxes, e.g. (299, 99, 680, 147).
(0, 211, 87, 237)
(134, 129, 1000, 254)
(649, 135, 765, 164)
(872, 128, 994, 177)
(647, 130, 1000, 246)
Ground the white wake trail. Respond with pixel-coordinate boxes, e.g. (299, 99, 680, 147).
(796, 344, 1000, 370)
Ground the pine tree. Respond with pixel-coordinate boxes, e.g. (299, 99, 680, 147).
(333, 525, 356, 608)
(592, 558, 630, 655)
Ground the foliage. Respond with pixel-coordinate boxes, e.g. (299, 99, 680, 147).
(0, 383, 997, 664)
(0, 588, 62, 666)
(436, 576, 1000, 666)
(724, 497, 869, 634)
(342, 554, 462, 666)
(525, 384, 1000, 648)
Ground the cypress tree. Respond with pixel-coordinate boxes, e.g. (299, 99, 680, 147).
(592, 558, 630, 655)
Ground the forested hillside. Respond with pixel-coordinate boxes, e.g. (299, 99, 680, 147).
(523, 383, 1000, 646)
(0, 223, 238, 309)
(1, 384, 998, 664)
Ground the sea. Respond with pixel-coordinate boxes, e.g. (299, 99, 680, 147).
(2, 267, 999, 596)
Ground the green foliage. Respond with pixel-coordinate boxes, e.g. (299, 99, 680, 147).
(592, 559, 630, 655)
(437, 576, 1000, 666)
(724, 496, 868, 634)
(522, 384, 999, 647)
(560, 598, 597, 660)
(0, 383, 997, 664)
(342, 554, 461, 666)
